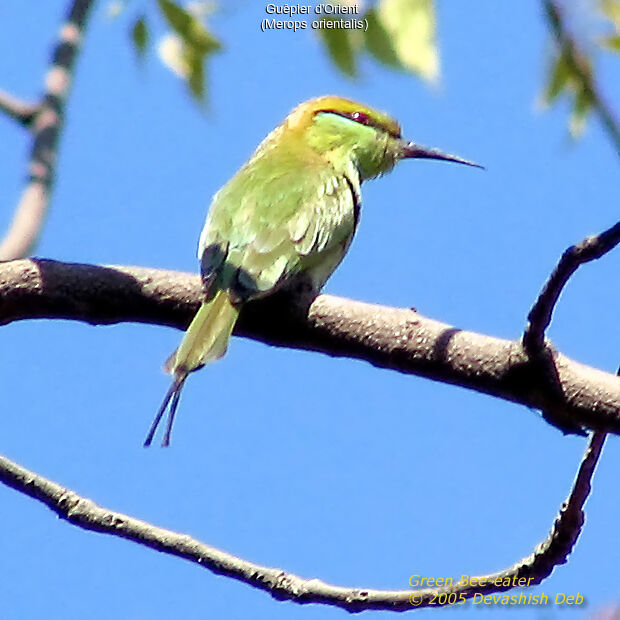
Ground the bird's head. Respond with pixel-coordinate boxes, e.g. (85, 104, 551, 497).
(286, 95, 481, 181)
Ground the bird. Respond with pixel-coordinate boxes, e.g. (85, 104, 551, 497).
(144, 95, 481, 447)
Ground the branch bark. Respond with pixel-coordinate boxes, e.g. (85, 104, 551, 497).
(1, 258, 620, 435)
(0, 0, 95, 260)
(0, 430, 606, 612)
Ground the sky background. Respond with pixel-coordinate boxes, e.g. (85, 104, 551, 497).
(0, 1, 619, 619)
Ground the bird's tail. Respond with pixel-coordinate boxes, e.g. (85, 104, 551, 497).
(144, 288, 240, 447)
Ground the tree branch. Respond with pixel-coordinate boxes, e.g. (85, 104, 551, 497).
(524, 221, 620, 353)
(0, 430, 605, 611)
(0, 90, 38, 126)
(1, 258, 620, 435)
(521, 220, 620, 434)
(0, 0, 95, 261)
(544, 0, 620, 154)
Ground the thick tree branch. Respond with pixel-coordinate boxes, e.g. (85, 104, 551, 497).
(1, 258, 620, 435)
(0, 0, 95, 261)
(0, 430, 605, 611)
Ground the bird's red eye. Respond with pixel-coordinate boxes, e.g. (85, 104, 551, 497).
(315, 107, 401, 138)
(351, 111, 369, 125)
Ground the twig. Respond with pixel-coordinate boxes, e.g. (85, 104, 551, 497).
(0, 0, 95, 261)
(2, 259, 620, 434)
(523, 220, 620, 434)
(0, 429, 604, 611)
(524, 220, 620, 353)
(0, 90, 38, 126)
(544, 0, 620, 154)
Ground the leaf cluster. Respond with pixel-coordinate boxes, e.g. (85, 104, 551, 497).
(318, 0, 438, 82)
(120, 0, 617, 152)
(540, 0, 619, 145)
(128, 0, 221, 102)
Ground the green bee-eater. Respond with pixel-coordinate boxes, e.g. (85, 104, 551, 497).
(145, 95, 481, 446)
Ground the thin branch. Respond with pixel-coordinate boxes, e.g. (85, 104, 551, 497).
(0, 430, 605, 611)
(544, 0, 620, 154)
(0, 0, 95, 261)
(0, 90, 38, 126)
(524, 221, 620, 353)
(522, 220, 620, 433)
(2, 258, 620, 435)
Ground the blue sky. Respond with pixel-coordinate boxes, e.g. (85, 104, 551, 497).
(0, 1, 619, 618)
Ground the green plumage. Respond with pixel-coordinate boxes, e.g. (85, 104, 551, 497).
(198, 142, 359, 300)
(145, 95, 480, 446)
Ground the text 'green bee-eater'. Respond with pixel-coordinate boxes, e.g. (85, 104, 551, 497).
(145, 95, 481, 446)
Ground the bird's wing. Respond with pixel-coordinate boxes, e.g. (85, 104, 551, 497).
(198, 157, 359, 301)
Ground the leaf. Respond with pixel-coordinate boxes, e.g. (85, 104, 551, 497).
(158, 0, 193, 36)
(599, 0, 620, 52)
(155, 0, 221, 102)
(187, 48, 205, 100)
(376, 0, 439, 82)
(600, 0, 620, 29)
(317, 19, 358, 77)
(569, 87, 593, 137)
(158, 34, 188, 78)
(541, 50, 571, 106)
(364, 8, 403, 69)
(599, 34, 620, 52)
(157, 34, 210, 102)
(156, 0, 219, 54)
(131, 16, 149, 60)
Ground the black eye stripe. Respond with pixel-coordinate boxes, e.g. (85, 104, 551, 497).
(316, 109, 401, 138)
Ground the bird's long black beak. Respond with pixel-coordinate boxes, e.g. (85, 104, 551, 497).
(402, 142, 484, 169)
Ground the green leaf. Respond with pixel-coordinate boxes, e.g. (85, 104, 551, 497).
(541, 50, 571, 106)
(156, 0, 220, 102)
(600, 0, 620, 29)
(187, 49, 205, 100)
(364, 8, 403, 69)
(376, 0, 439, 82)
(318, 19, 358, 77)
(569, 87, 593, 137)
(131, 16, 149, 59)
(156, 0, 220, 54)
(600, 34, 620, 52)
(157, 0, 192, 37)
